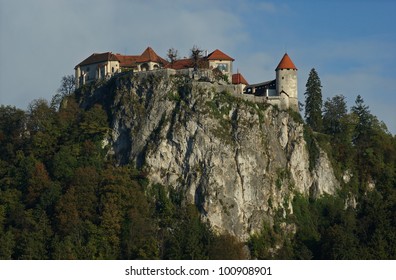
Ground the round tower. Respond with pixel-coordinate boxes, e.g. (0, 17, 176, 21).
(275, 53, 298, 111)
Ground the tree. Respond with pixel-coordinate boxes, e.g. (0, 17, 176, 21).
(209, 234, 247, 259)
(58, 75, 76, 96)
(27, 99, 56, 133)
(25, 162, 52, 207)
(304, 68, 323, 132)
(52, 75, 76, 109)
(351, 94, 372, 146)
(323, 95, 353, 167)
(0, 105, 26, 161)
(323, 95, 347, 135)
(27, 99, 59, 162)
(351, 95, 372, 181)
(166, 48, 179, 64)
(190, 45, 203, 71)
(350, 95, 393, 187)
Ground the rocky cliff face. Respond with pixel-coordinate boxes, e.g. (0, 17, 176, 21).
(81, 72, 339, 240)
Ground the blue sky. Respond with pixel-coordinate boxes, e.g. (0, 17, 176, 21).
(1, 0, 395, 133)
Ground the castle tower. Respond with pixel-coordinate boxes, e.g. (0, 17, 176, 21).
(275, 53, 298, 111)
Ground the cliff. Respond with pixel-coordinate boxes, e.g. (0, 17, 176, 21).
(79, 71, 339, 240)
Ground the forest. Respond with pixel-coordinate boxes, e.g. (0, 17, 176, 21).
(0, 72, 395, 259)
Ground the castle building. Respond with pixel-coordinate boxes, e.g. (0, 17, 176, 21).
(75, 47, 236, 88)
(232, 72, 249, 94)
(74, 48, 298, 111)
(74, 47, 167, 88)
(206, 49, 234, 82)
(275, 53, 298, 111)
(244, 53, 298, 111)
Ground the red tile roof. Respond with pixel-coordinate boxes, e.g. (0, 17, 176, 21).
(232, 73, 248, 85)
(76, 47, 168, 69)
(206, 49, 234, 61)
(76, 48, 235, 71)
(115, 54, 139, 68)
(165, 58, 194, 70)
(76, 52, 119, 67)
(276, 53, 297, 70)
(136, 47, 167, 64)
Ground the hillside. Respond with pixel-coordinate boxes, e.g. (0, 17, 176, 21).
(0, 71, 395, 259)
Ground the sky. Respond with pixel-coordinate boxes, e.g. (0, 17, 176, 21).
(1, 0, 395, 134)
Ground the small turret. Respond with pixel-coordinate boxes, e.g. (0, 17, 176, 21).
(275, 53, 298, 111)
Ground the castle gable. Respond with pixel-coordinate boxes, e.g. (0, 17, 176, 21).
(136, 47, 167, 64)
(206, 49, 234, 61)
(232, 73, 248, 85)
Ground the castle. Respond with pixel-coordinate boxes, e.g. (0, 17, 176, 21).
(75, 47, 298, 111)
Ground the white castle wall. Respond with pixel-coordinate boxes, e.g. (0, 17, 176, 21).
(276, 68, 298, 111)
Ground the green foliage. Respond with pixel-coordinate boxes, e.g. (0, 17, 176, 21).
(0, 105, 26, 162)
(209, 233, 247, 259)
(303, 125, 320, 171)
(248, 222, 279, 259)
(250, 89, 396, 259)
(304, 68, 323, 132)
(79, 104, 109, 139)
(0, 92, 248, 260)
(323, 95, 348, 135)
(1, 74, 395, 260)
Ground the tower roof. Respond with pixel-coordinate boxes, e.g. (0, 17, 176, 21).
(276, 53, 297, 70)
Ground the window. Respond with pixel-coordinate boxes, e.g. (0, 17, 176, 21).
(112, 67, 115, 73)
(216, 63, 228, 72)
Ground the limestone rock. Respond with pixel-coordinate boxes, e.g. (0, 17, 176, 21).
(84, 72, 339, 240)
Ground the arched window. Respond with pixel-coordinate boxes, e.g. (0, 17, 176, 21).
(141, 63, 149, 71)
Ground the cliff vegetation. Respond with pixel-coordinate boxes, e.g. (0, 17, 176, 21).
(0, 72, 395, 259)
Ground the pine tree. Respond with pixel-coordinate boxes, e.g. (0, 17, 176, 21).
(351, 95, 374, 186)
(351, 94, 372, 146)
(304, 68, 323, 131)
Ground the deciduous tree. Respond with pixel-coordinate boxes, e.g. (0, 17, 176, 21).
(323, 94, 347, 135)
(167, 48, 179, 64)
(58, 75, 75, 96)
(190, 45, 203, 71)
